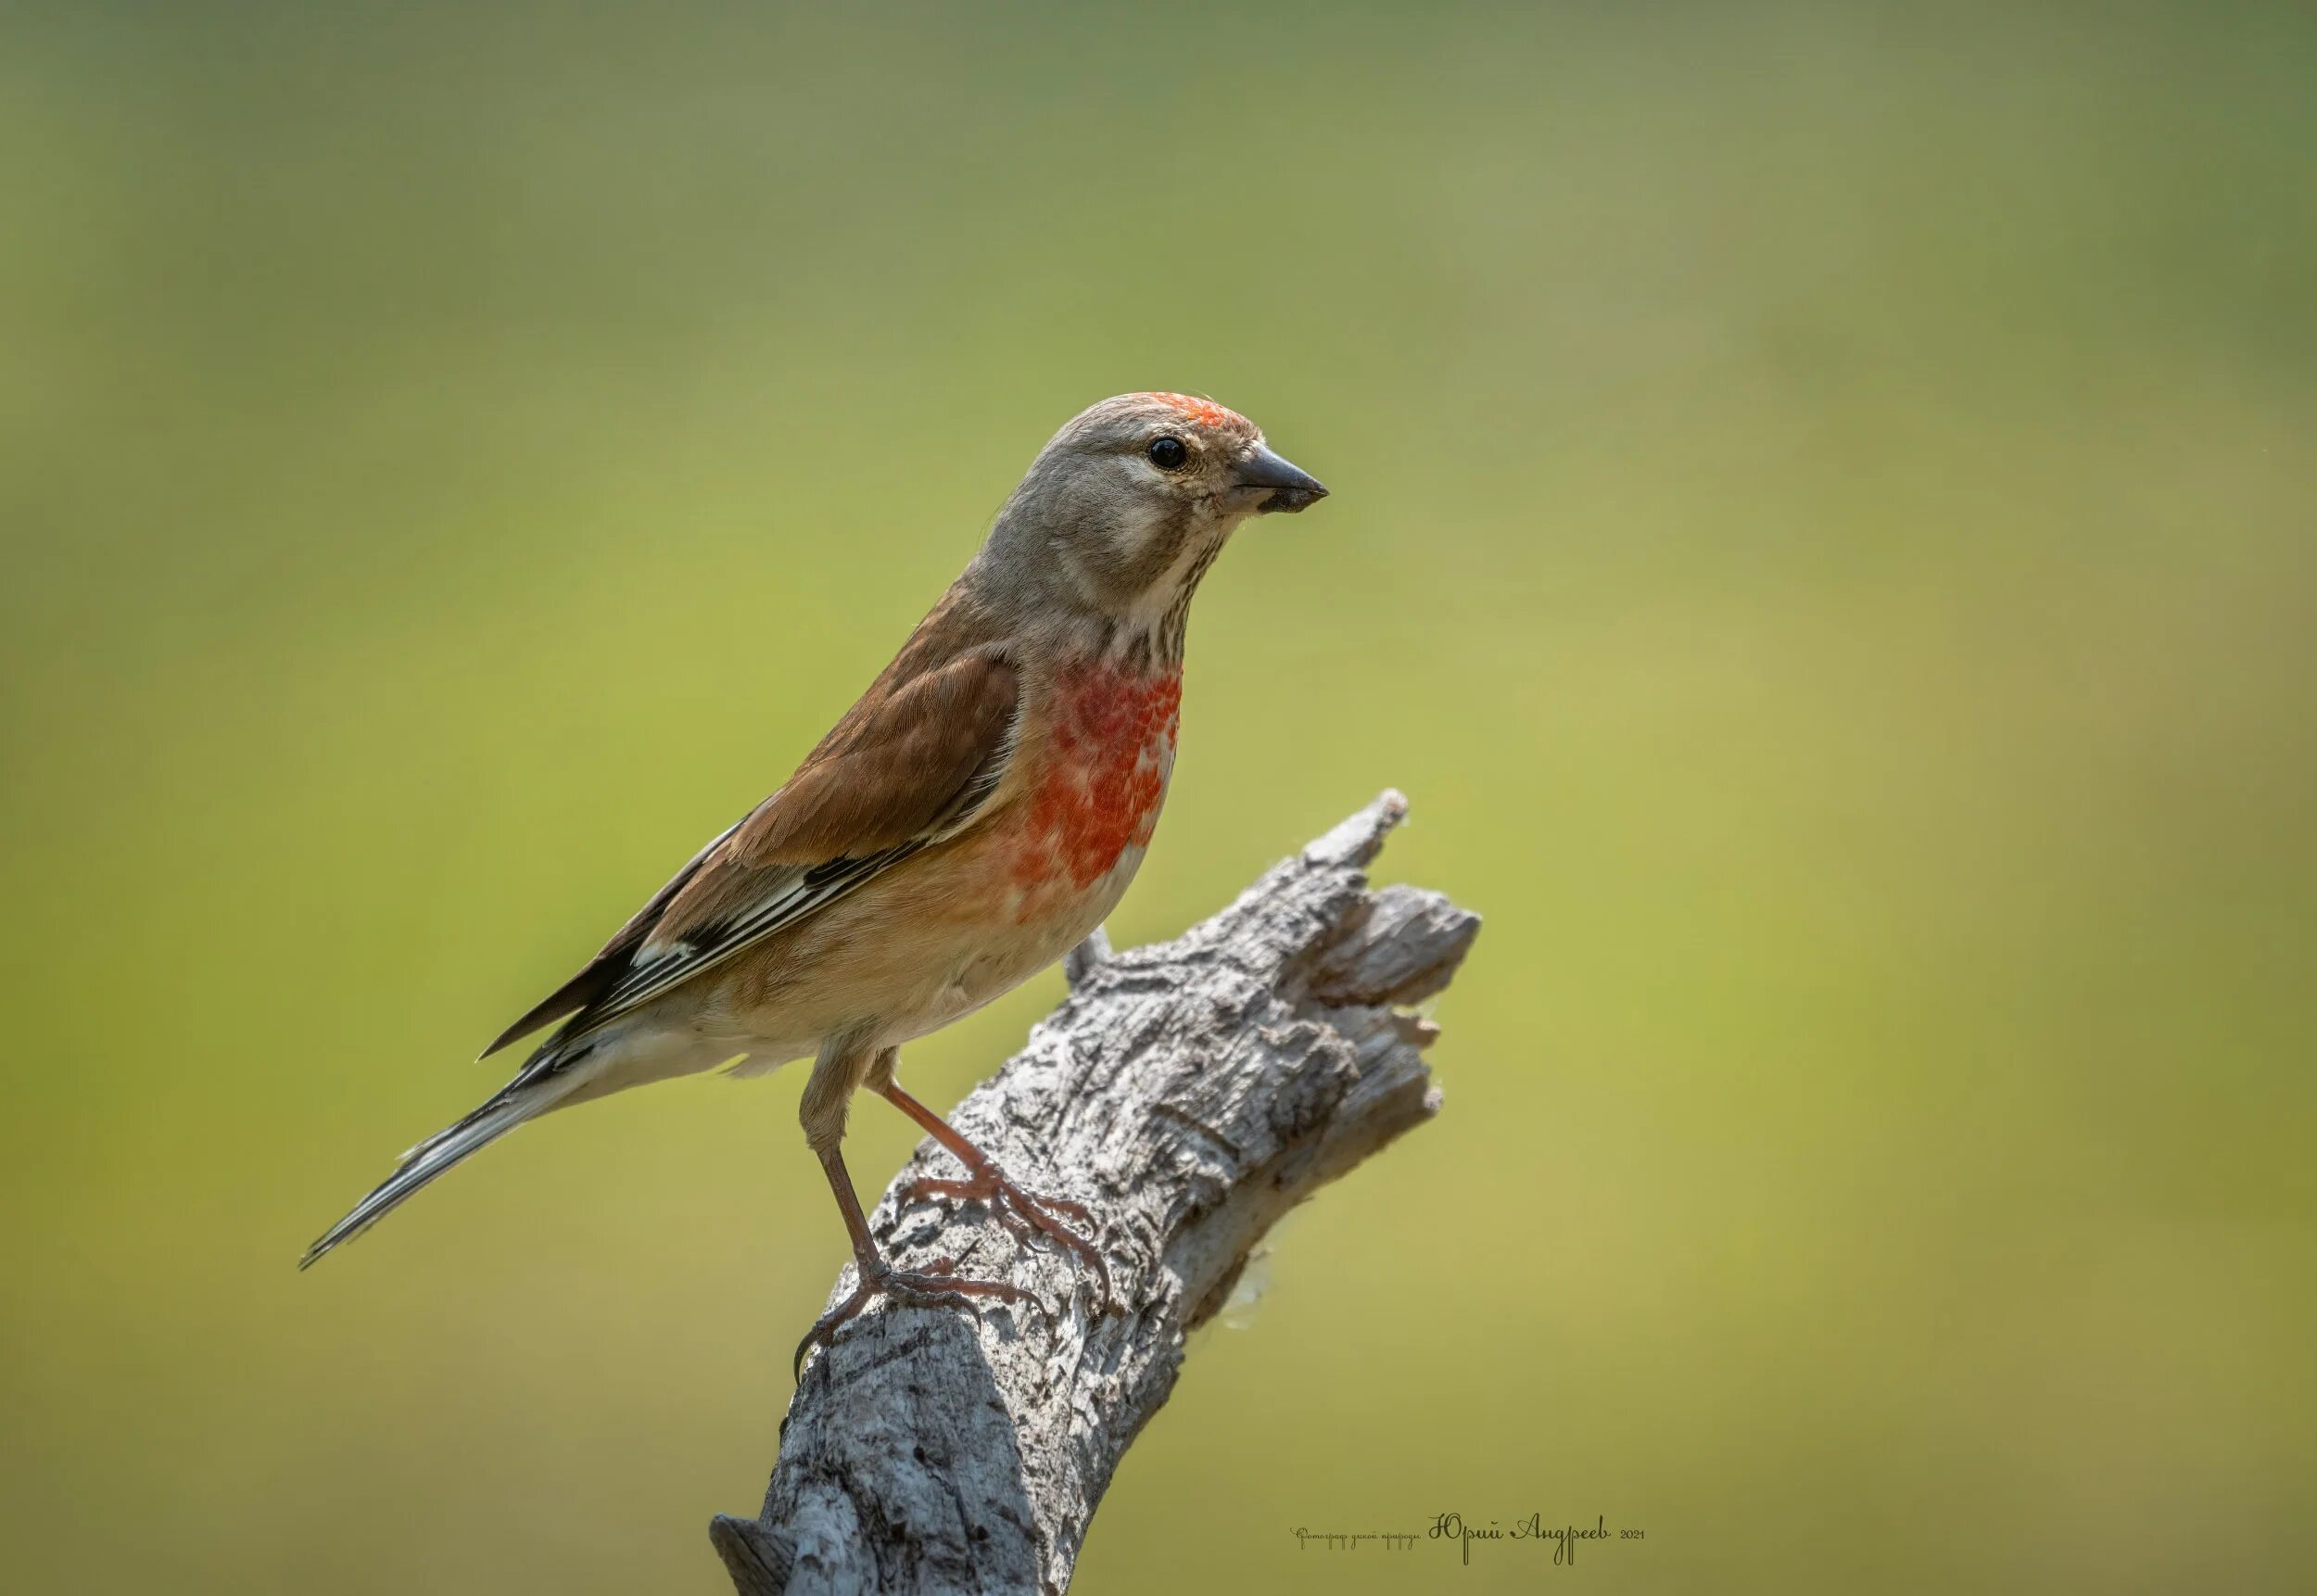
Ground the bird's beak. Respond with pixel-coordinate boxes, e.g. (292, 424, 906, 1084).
(1236, 444, 1330, 514)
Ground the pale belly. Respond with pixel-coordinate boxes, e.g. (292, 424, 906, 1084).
(894, 838, 1150, 1044)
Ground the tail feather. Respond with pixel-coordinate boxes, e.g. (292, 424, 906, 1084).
(300, 1078, 572, 1268)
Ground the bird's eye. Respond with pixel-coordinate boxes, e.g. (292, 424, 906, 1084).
(1147, 436, 1188, 471)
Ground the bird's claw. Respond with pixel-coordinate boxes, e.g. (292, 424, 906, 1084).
(903, 1165, 1112, 1304)
(791, 1258, 1044, 1380)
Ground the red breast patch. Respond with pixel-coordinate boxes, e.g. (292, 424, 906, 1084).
(1011, 665, 1183, 901)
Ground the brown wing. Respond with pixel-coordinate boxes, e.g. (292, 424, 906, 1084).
(480, 608, 1019, 1058)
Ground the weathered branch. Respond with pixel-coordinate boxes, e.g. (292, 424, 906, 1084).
(710, 791, 1479, 1595)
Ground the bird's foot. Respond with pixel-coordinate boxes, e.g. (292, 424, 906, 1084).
(904, 1163, 1112, 1302)
(791, 1256, 1041, 1380)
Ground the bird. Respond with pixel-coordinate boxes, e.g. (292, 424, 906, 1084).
(301, 391, 1328, 1369)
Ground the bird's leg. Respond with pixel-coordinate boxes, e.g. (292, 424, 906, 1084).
(791, 1143, 1040, 1379)
(876, 1079, 1111, 1298)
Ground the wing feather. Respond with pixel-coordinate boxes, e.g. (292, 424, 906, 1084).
(480, 601, 1019, 1058)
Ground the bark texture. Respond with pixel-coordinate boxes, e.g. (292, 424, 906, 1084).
(711, 791, 1478, 1595)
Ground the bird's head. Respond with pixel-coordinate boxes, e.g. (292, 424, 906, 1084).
(977, 392, 1328, 640)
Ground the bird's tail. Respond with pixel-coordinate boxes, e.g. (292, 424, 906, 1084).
(300, 1069, 580, 1269)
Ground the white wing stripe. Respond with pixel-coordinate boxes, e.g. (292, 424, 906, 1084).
(582, 845, 916, 1023)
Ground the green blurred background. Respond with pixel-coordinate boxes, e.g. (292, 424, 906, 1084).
(5, 2, 2313, 1590)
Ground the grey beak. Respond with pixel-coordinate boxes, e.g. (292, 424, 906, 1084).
(1237, 444, 1329, 514)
